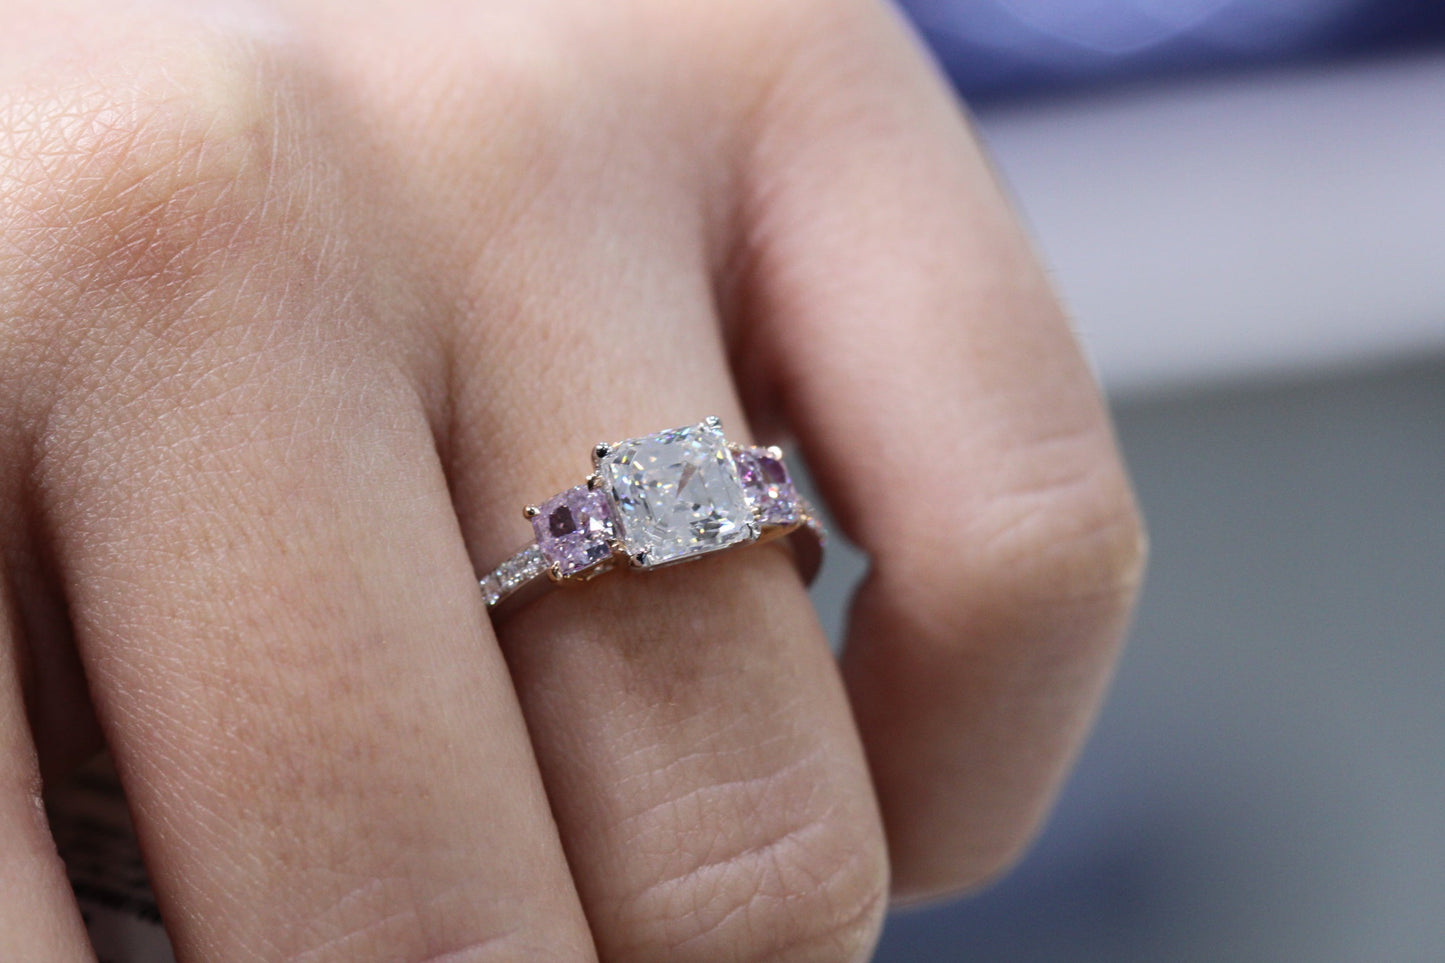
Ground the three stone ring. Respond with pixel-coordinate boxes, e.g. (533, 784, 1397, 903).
(480, 417, 825, 616)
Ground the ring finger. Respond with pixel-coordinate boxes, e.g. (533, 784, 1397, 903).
(445, 146, 889, 963)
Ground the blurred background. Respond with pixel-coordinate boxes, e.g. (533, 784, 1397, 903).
(811, 1, 1445, 959)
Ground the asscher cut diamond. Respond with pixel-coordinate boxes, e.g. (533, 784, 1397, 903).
(598, 420, 754, 568)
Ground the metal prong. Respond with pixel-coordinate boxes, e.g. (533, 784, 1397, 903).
(702, 415, 724, 431)
(766, 445, 784, 460)
(594, 443, 612, 460)
(586, 472, 603, 491)
(629, 552, 650, 570)
(523, 505, 541, 519)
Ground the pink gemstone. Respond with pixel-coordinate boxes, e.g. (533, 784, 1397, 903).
(734, 448, 799, 525)
(532, 485, 614, 575)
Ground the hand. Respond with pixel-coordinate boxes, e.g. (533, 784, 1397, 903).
(0, 0, 1145, 958)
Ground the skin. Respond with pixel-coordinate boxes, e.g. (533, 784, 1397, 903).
(0, 0, 1146, 959)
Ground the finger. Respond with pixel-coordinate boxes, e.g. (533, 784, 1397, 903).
(434, 69, 889, 963)
(451, 265, 889, 961)
(10, 49, 595, 959)
(0, 587, 94, 958)
(735, 2, 1147, 899)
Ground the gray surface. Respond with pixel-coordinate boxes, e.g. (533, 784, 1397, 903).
(973, 56, 1445, 395)
(807, 360, 1445, 961)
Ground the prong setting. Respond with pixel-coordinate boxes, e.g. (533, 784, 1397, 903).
(484, 421, 821, 615)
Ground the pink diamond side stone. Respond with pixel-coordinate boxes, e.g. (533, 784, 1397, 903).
(734, 448, 799, 526)
(532, 485, 614, 576)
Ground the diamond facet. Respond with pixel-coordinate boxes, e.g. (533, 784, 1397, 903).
(480, 573, 502, 606)
(598, 421, 753, 568)
(497, 545, 547, 589)
(532, 485, 614, 576)
(734, 447, 799, 525)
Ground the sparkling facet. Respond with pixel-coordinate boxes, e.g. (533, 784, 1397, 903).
(734, 447, 800, 526)
(598, 421, 753, 567)
(532, 485, 614, 576)
(497, 545, 547, 590)
(480, 574, 502, 606)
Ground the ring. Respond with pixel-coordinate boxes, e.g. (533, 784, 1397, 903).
(480, 417, 825, 615)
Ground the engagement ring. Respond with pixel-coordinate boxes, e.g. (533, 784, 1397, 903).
(480, 417, 824, 615)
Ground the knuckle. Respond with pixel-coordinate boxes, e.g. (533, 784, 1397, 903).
(402, 18, 586, 169)
(988, 443, 1147, 610)
(0, 22, 295, 361)
(713, 0, 905, 90)
(909, 425, 1147, 626)
(284, 875, 586, 963)
(617, 770, 887, 962)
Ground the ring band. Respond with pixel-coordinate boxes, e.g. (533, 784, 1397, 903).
(480, 417, 825, 616)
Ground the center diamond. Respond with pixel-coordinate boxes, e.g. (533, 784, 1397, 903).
(598, 420, 754, 568)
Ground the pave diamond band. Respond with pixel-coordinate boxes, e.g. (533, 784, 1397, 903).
(480, 417, 824, 616)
